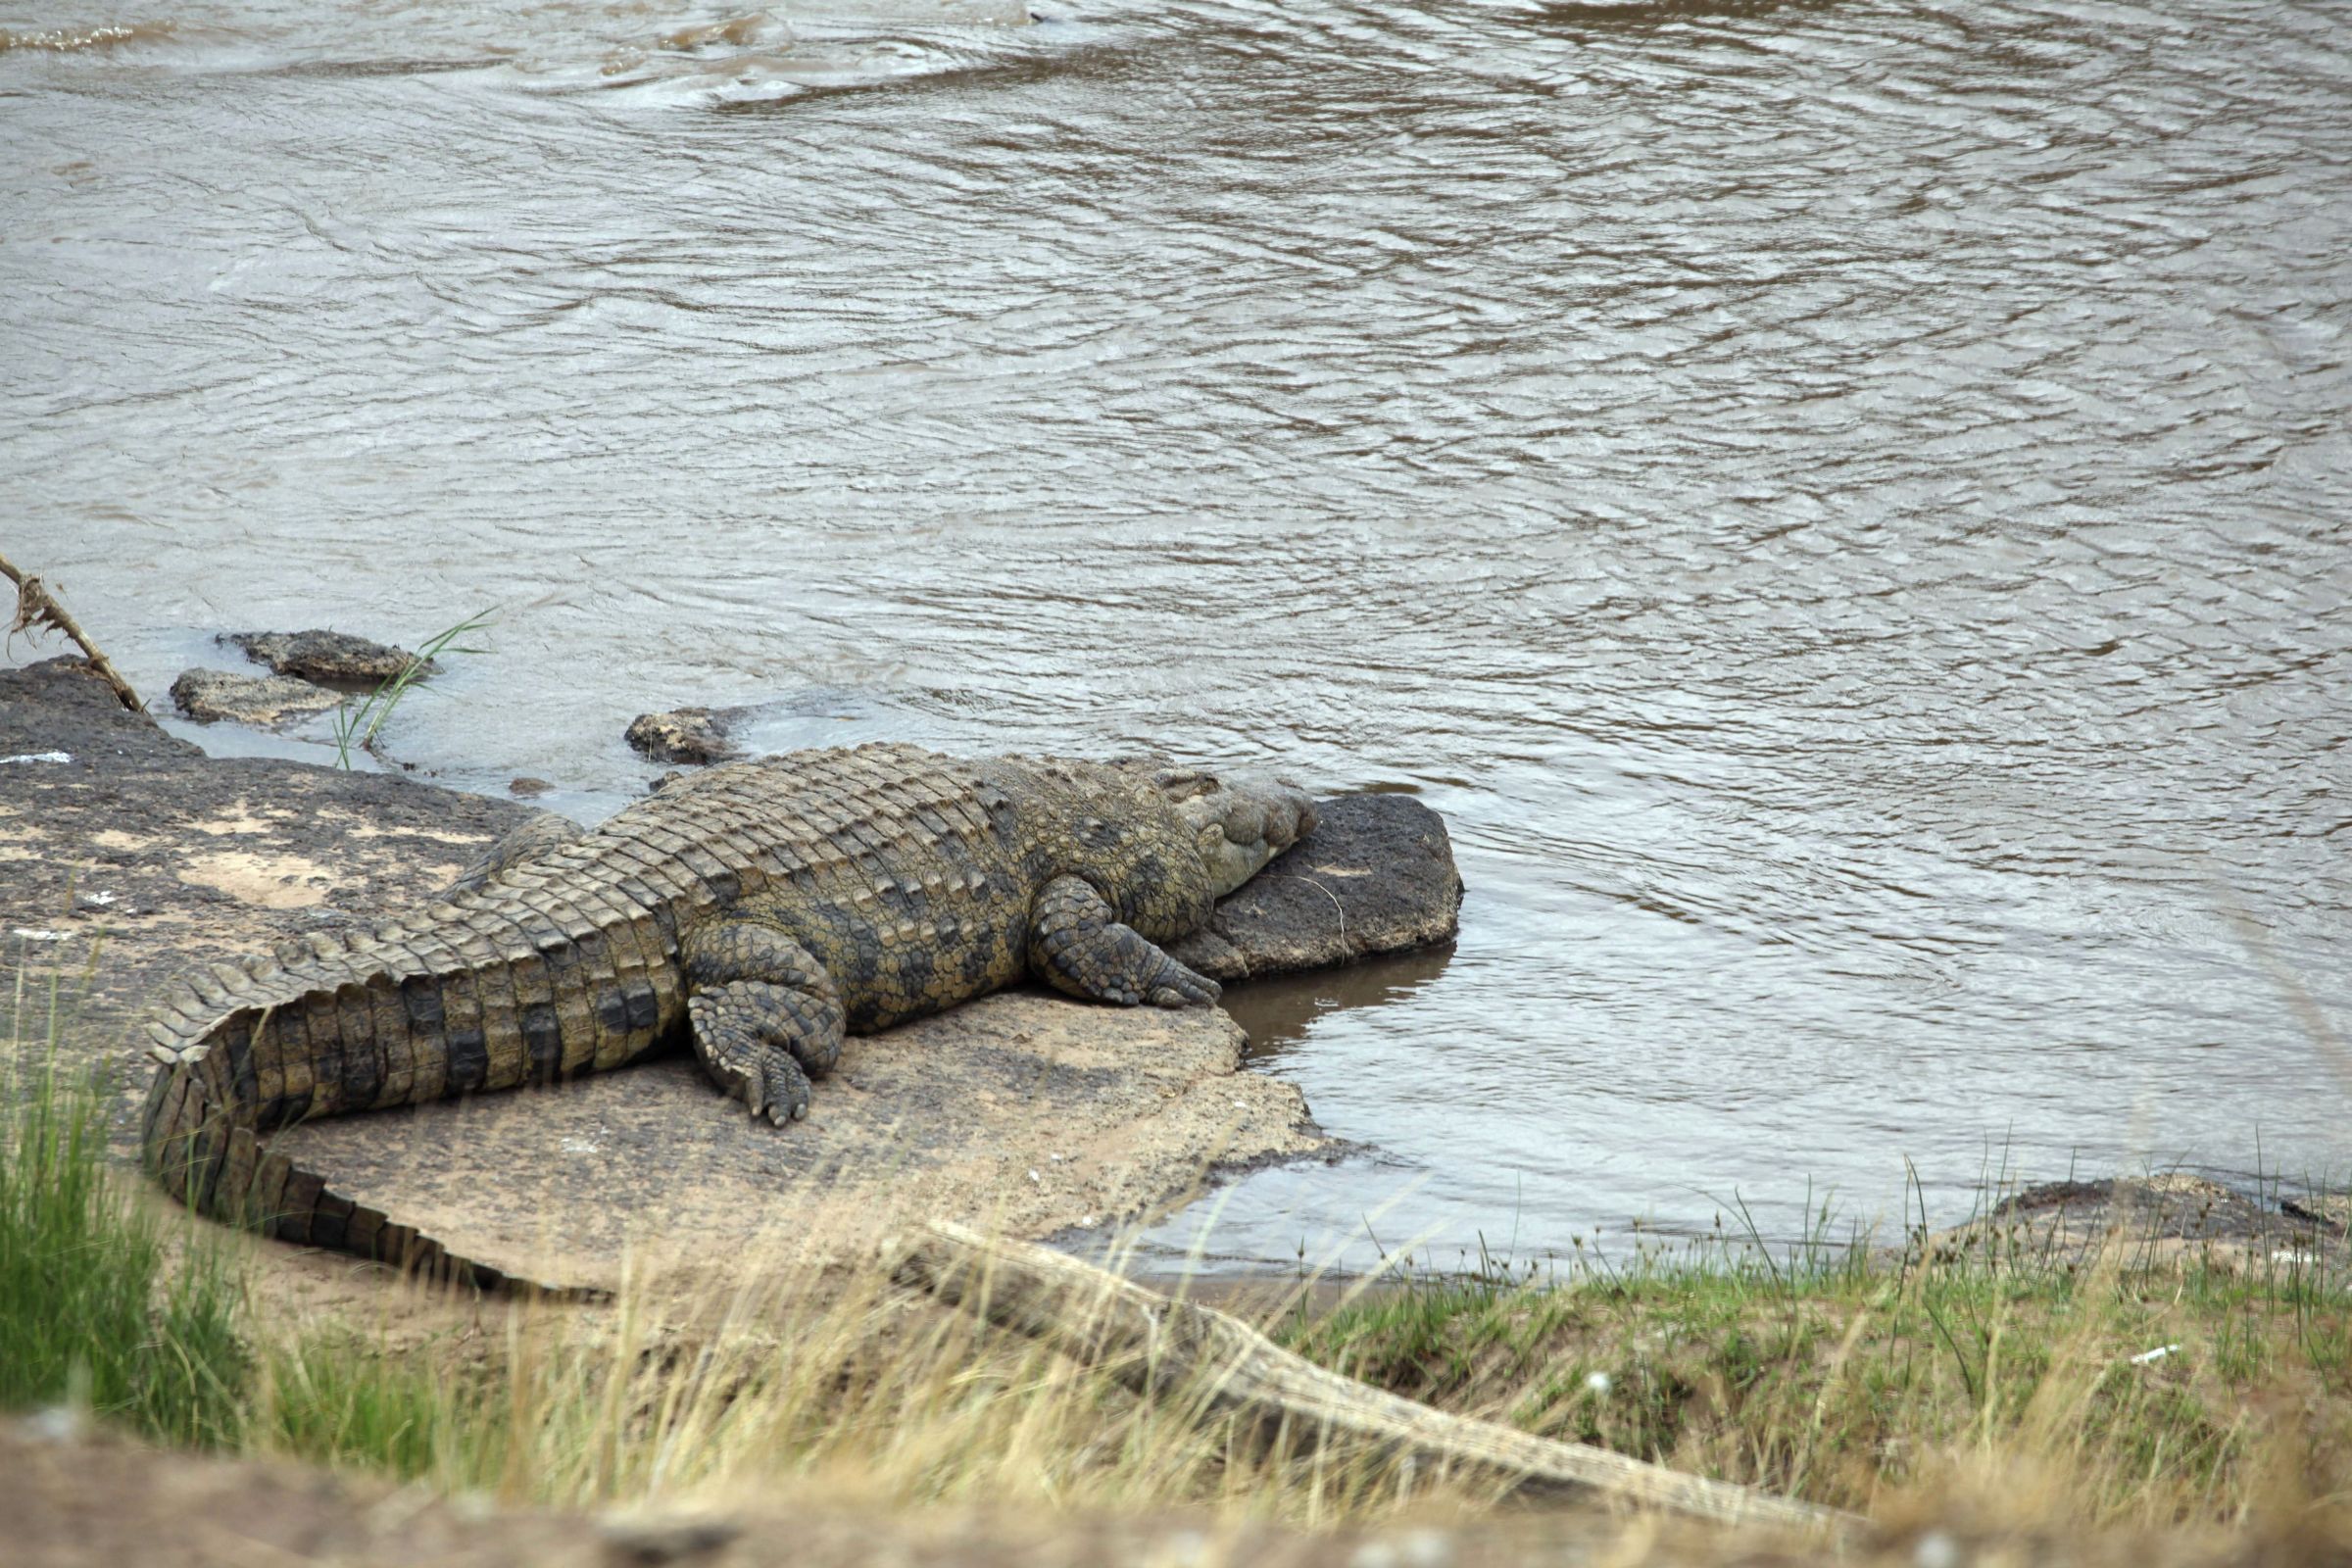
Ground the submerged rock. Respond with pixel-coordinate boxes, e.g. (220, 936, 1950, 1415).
(626, 706, 748, 765)
(1169, 793, 1464, 982)
(170, 667, 345, 727)
(227, 629, 434, 687)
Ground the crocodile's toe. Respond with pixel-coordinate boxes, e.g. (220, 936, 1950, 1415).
(755, 1054, 812, 1125)
(1148, 963, 1222, 1007)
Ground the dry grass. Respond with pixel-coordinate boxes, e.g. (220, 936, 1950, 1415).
(195, 1194, 2352, 1550)
(1276, 1225, 2352, 1535)
(238, 1242, 1505, 1531)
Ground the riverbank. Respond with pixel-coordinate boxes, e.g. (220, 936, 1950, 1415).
(5, 1050, 2347, 1565)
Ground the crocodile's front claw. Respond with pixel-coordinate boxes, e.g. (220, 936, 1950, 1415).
(1147, 963, 1222, 1008)
(689, 983, 819, 1128)
(1031, 874, 1230, 1010)
(749, 1054, 812, 1126)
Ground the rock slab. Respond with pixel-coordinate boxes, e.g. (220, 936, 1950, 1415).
(1169, 793, 1464, 982)
(270, 992, 1317, 1288)
(4, 659, 541, 1067)
(1928, 1173, 2352, 1272)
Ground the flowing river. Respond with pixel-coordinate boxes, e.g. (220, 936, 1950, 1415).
(6, 0, 2348, 1271)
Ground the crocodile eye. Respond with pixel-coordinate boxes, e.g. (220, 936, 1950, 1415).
(1153, 768, 1218, 802)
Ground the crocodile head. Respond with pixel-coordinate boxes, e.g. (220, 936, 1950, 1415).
(1153, 767, 1319, 897)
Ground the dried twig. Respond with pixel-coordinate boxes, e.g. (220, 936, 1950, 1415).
(0, 550, 142, 711)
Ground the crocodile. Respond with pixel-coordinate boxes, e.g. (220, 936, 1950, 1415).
(138, 743, 1316, 1291)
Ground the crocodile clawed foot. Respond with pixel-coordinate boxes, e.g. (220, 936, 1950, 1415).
(1147, 963, 1221, 1008)
(746, 1053, 812, 1127)
(689, 985, 819, 1127)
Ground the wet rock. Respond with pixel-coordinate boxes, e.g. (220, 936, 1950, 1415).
(1928, 1172, 2352, 1271)
(226, 628, 434, 687)
(509, 776, 555, 798)
(2284, 1192, 2352, 1231)
(625, 707, 746, 765)
(1169, 793, 1463, 983)
(170, 666, 346, 727)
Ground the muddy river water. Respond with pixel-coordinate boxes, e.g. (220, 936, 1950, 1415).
(5, 0, 2348, 1271)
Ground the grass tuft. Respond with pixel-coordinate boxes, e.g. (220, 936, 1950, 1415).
(1, 973, 245, 1446)
(1275, 1217, 2352, 1528)
(331, 611, 495, 769)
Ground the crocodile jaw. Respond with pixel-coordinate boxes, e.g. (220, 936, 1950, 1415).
(1183, 774, 1318, 897)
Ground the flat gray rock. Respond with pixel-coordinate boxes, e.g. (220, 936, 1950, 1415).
(1168, 793, 1464, 982)
(270, 992, 1318, 1289)
(4, 659, 545, 1103)
(1927, 1173, 2351, 1274)
(227, 629, 434, 686)
(170, 667, 346, 727)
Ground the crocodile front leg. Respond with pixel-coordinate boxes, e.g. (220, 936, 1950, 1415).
(1028, 874, 1222, 1008)
(681, 912, 846, 1125)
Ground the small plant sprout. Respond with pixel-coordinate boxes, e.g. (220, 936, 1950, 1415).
(331, 610, 495, 769)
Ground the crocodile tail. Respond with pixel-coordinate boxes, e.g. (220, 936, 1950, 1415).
(134, 934, 605, 1298)
(139, 1041, 545, 1294)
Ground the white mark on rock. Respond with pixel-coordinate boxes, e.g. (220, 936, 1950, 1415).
(1153, 1530, 1210, 1568)
(560, 1137, 601, 1155)
(0, 752, 71, 765)
(78, 891, 117, 906)
(10, 929, 68, 942)
(1398, 1532, 1453, 1568)
(2129, 1344, 2180, 1365)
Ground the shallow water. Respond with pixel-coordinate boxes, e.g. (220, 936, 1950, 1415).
(6, 0, 2349, 1271)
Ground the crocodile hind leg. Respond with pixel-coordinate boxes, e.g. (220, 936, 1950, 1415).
(1028, 874, 1222, 1007)
(681, 915, 846, 1126)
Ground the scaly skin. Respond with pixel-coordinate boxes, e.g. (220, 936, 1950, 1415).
(137, 743, 1314, 1292)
